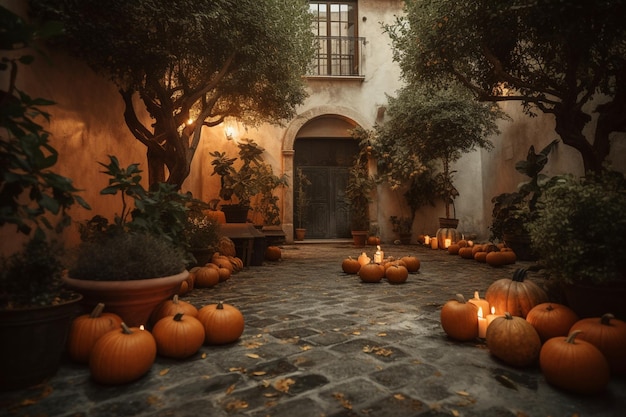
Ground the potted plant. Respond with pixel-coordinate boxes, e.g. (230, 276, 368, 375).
(62, 156, 189, 328)
(490, 139, 558, 259)
(0, 8, 91, 390)
(390, 216, 413, 244)
(345, 153, 374, 247)
(527, 171, 626, 319)
(184, 204, 221, 267)
(294, 167, 310, 240)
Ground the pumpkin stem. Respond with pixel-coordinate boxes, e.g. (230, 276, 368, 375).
(217, 301, 224, 310)
(600, 313, 615, 325)
(454, 293, 467, 303)
(546, 304, 554, 312)
(512, 268, 527, 282)
(172, 294, 180, 304)
(120, 322, 133, 334)
(504, 312, 513, 320)
(90, 303, 105, 318)
(565, 329, 583, 344)
(174, 312, 184, 321)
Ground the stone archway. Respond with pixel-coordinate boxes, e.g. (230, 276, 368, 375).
(281, 106, 371, 242)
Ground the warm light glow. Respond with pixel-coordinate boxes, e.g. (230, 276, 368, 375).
(424, 235, 430, 245)
(477, 307, 484, 319)
(477, 307, 487, 338)
(187, 118, 193, 125)
(139, 325, 145, 330)
(444, 238, 452, 248)
(224, 126, 235, 140)
(491, 306, 495, 314)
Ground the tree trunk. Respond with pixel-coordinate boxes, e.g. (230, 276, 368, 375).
(553, 106, 603, 174)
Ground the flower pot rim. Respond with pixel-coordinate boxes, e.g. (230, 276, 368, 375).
(62, 270, 189, 291)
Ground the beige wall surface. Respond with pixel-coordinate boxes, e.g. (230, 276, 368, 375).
(2, 0, 624, 253)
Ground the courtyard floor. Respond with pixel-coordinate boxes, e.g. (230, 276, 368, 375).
(1, 242, 624, 417)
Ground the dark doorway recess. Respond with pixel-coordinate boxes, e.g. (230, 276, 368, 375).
(294, 138, 359, 238)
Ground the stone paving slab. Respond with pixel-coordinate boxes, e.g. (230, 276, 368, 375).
(1, 243, 625, 417)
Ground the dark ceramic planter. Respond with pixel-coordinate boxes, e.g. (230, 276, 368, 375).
(221, 204, 250, 223)
(62, 270, 188, 328)
(0, 293, 83, 391)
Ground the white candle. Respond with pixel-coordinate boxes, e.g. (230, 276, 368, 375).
(444, 238, 452, 248)
(424, 235, 430, 245)
(486, 306, 504, 329)
(374, 245, 384, 263)
(430, 238, 438, 249)
(477, 307, 487, 338)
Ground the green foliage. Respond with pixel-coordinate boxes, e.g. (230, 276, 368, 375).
(490, 140, 558, 241)
(385, 0, 626, 173)
(345, 144, 374, 231)
(528, 172, 626, 286)
(184, 206, 221, 250)
(29, 0, 316, 186)
(373, 84, 501, 219)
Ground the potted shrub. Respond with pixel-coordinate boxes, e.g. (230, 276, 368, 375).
(62, 156, 189, 328)
(294, 167, 310, 240)
(527, 171, 626, 319)
(0, 9, 91, 390)
(345, 153, 374, 246)
(184, 204, 221, 266)
(490, 140, 558, 259)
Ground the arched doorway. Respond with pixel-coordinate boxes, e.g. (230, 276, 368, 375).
(294, 116, 359, 239)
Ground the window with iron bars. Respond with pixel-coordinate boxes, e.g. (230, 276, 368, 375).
(308, 1, 364, 77)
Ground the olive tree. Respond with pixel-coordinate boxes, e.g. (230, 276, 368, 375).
(30, 0, 315, 187)
(386, 0, 626, 174)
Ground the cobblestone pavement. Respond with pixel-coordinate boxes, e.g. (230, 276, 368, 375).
(1, 243, 625, 417)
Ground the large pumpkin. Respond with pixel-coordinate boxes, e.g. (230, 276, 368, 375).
(358, 262, 384, 283)
(341, 257, 361, 274)
(540, 330, 610, 394)
(485, 268, 548, 318)
(526, 303, 579, 343)
(197, 301, 245, 345)
(67, 303, 123, 363)
(194, 266, 220, 288)
(440, 294, 478, 341)
(486, 312, 541, 367)
(89, 322, 157, 385)
(385, 264, 409, 284)
(152, 313, 205, 359)
(400, 256, 420, 272)
(150, 294, 199, 325)
(570, 313, 626, 375)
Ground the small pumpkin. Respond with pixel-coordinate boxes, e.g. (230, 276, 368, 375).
(485, 251, 508, 267)
(485, 268, 549, 318)
(540, 330, 610, 394)
(458, 247, 474, 259)
(526, 303, 579, 343)
(358, 262, 384, 283)
(367, 235, 381, 245)
(473, 251, 487, 263)
(151, 294, 199, 325)
(152, 313, 205, 359)
(217, 266, 231, 282)
(67, 303, 123, 363)
(456, 239, 468, 248)
(440, 294, 478, 341)
(178, 269, 196, 295)
(570, 313, 626, 375)
(486, 312, 541, 367)
(194, 266, 220, 288)
(385, 264, 409, 284)
(447, 244, 460, 255)
(500, 249, 517, 265)
(216, 236, 237, 257)
(211, 255, 234, 272)
(341, 257, 361, 274)
(400, 256, 420, 272)
(197, 301, 245, 345)
(265, 246, 282, 261)
(89, 322, 157, 385)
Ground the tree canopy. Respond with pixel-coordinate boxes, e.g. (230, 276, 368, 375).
(30, 0, 315, 186)
(386, 0, 626, 173)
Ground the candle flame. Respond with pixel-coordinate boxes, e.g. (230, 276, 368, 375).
(140, 325, 145, 330)
(490, 306, 495, 314)
(477, 307, 484, 319)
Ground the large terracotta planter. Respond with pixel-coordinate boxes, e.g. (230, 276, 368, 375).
(221, 204, 250, 223)
(62, 270, 188, 328)
(351, 230, 368, 247)
(0, 293, 83, 391)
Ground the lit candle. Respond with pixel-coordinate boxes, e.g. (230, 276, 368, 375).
(430, 238, 438, 249)
(477, 307, 487, 338)
(374, 245, 384, 263)
(467, 240, 474, 247)
(444, 238, 452, 248)
(139, 325, 145, 330)
(486, 306, 504, 329)
(424, 235, 430, 245)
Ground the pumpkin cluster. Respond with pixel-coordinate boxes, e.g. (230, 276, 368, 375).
(181, 252, 244, 296)
(341, 254, 420, 285)
(451, 240, 517, 267)
(65, 298, 245, 385)
(440, 268, 626, 394)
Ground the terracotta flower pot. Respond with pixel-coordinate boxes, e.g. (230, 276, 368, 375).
(62, 270, 188, 328)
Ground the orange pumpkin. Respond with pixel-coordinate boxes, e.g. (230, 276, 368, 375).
(89, 322, 157, 385)
(341, 257, 361, 274)
(385, 265, 409, 284)
(485, 251, 508, 267)
(216, 237, 236, 257)
(440, 294, 478, 341)
(194, 266, 220, 288)
(447, 244, 460, 255)
(570, 313, 626, 375)
(152, 313, 205, 359)
(485, 268, 548, 318)
(358, 262, 384, 283)
(217, 267, 231, 282)
(67, 303, 123, 363)
(540, 330, 610, 394)
(526, 303, 579, 343)
(400, 256, 420, 272)
(473, 251, 487, 263)
(151, 294, 198, 325)
(459, 247, 474, 259)
(367, 236, 381, 245)
(197, 301, 245, 345)
(486, 312, 541, 367)
(265, 246, 282, 261)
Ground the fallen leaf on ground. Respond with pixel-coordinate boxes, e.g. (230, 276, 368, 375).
(274, 378, 295, 393)
(246, 353, 260, 359)
(159, 368, 169, 376)
(225, 400, 248, 411)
